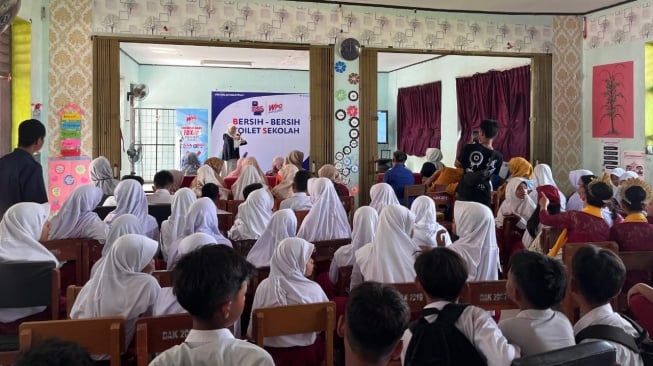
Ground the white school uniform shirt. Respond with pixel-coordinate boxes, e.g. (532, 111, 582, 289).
(150, 328, 274, 366)
(411, 196, 452, 248)
(499, 308, 575, 356)
(451, 201, 500, 282)
(48, 184, 108, 244)
(228, 189, 273, 241)
(0, 202, 58, 323)
(71, 234, 160, 347)
(328, 206, 378, 285)
(160, 188, 196, 262)
(246, 209, 297, 268)
(147, 189, 173, 205)
(400, 301, 519, 366)
(369, 183, 400, 215)
(355, 205, 420, 284)
(232, 165, 268, 200)
(529, 164, 567, 211)
(297, 177, 351, 242)
(90, 214, 143, 277)
(574, 303, 644, 366)
(248, 238, 328, 347)
(279, 192, 313, 211)
(102, 195, 116, 206)
(104, 180, 159, 241)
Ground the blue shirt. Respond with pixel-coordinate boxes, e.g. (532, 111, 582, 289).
(383, 163, 415, 205)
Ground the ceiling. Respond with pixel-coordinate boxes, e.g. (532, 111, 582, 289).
(120, 43, 441, 72)
(314, 0, 632, 15)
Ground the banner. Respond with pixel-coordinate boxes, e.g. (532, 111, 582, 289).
(623, 150, 645, 178)
(48, 156, 91, 215)
(176, 108, 209, 169)
(210, 92, 310, 171)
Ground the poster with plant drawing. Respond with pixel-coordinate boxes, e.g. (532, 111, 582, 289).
(592, 61, 634, 138)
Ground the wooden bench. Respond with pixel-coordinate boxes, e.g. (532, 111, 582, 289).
(335, 265, 353, 297)
(459, 280, 517, 311)
(152, 270, 173, 288)
(403, 184, 426, 207)
(226, 200, 245, 218)
(231, 239, 257, 258)
(339, 196, 355, 227)
(42, 239, 84, 286)
(66, 285, 84, 318)
(242, 266, 271, 338)
(295, 210, 309, 231)
(313, 239, 352, 264)
(388, 282, 426, 316)
(426, 191, 454, 231)
(217, 211, 234, 234)
(135, 314, 193, 366)
(617, 251, 653, 312)
(539, 227, 563, 255)
(0, 262, 60, 322)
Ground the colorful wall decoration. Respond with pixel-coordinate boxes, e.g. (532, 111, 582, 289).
(592, 61, 634, 138)
(48, 156, 91, 215)
(58, 103, 84, 157)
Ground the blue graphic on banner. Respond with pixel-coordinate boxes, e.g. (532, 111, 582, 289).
(211, 92, 310, 172)
(176, 108, 209, 169)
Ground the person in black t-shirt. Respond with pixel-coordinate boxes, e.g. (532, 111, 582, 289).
(455, 119, 503, 207)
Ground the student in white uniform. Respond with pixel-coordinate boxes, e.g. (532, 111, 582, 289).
(329, 206, 378, 286)
(572, 245, 644, 366)
(450, 200, 500, 282)
(160, 188, 196, 262)
(271, 163, 299, 200)
(147, 170, 174, 205)
(232, 164, 268, 200)
(495, 177, 537, 250)
(90, 214, 143, 276)
(297, 177, 351, 242)
(89, 156, 119, 202)
(0, 202, 58, 323)
(103, 179, 159, 241)
(355, 205, 420, 285)
(566, 169, 593, 212)
(246, 209, 297, 268)
(410, 196, 452, 249)
(400, 248, 519, 366)
(228, 188, 273, 241)
(369, 183, 400, 215)
(70, 234, 160, 348)
(48, 184, 107, 244)
(529, 164, 567, 211)
(192, 164, 230, 200)
(150, 245, 273, 366)
(499, 251, 574, 356)
(279, 170, 313, 211)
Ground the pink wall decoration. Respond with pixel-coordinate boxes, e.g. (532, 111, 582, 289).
(592, 61, 633, 138)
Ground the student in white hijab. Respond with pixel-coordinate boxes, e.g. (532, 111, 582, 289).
(0, 202, 58, 323)
(247, 237, 328, 347)
(168, 197, 231, 267)
(193, 165, 229, 200)
(425, 147, 445, 171)
(369, 183, 400, 214)
(232, 165, 268, 200)
(450, 200, 500, 282)
(307, 178, 318, 203)
(496, 178, 536, 230)
(566, 169, 593, 212)
(529, 164, 567, 211)
(615, 171, 640, 206)
(410, 196, 452, 249)
(104, 179, 159, 241)
(89, 156, 119, 199)
(154, 232, 216, 316)
(160, 188, 196, 261)
(297, 177, 352, 242)
(246, 209, 297, 268)
(91, 214, 143, 276)
(228, 188, 273, 241)
(48, 184, 107, 244)
(71, 234, 159, 347)
(355, 205, 420, 284)
(328, 206, 378, 285)
(271, 164, 299, 200)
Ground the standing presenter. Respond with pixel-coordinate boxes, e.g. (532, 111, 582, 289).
(223, 124, 247, 175)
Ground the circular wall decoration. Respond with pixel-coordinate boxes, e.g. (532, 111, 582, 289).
(351, 164, 359, 173)
(335, 109, 346, 121)
(350, 185, 359, 195)
(349, 129, 360, 139)
(349, 117, 359, 128)
(343, 146, 352, 155)
(348, 90, 359, 101)
(342, 168, 351, 177)
(342, 177, 351, 185)
(335, 162, 343, 170)
(350, 139, 359, 148)
(348, 73, 360, 85)
(335, 89, 347, 101)
(335, 152, 344, 161)
(343, 156, 352, 166)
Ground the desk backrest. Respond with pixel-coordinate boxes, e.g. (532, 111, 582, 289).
(459, 280, 517, 311)
(152, 270, 173, 288)
(135, 313, 193, 366)
(0, 261, 59, 320)
(336, 265, 353, 297)
(404, 184, 426, 207)
(511, 341, 616, 366)
(388, 282, 426, 315)
(42, 239, 84, 285)
(313, 238, 352, 263)
(66, 285, 84, 318)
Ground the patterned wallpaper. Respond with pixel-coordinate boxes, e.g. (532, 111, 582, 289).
(49, 0, 94, 157)
(552, 16, 583, 195)
(333, 56, 360, 195)
(585, 0, 653, 49)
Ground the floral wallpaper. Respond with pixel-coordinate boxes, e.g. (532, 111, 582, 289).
(585, 1, 653, 48)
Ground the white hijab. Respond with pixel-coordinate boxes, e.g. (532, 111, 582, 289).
(271, 164, 299, 200)
(160, 188, 196, 257)
(411, 196, 451, 248)
(567, 169, 594, 212)
(451, 200, 499, 282)
(89, 156, 119, 196)
(232, 165, 267, 200)
(48, 184, 107, 243)
(91, 214, 144, 277)
(229, 189, 273, 240)
(307, 178, 318, 203)
(569, 169, 593, 190)
(104, 180, 148, 225)
(530, 164, 566, 211)
(182, 198, 230, 245)
(496, 177, 536, 228)
(0, 202, 57, 265)
(193, 165, 221, 197)
(425, 148, 445, 170)
(369, 183, 400, 214)
(356, 205, 419, 283)
(347, 206, 378, 264)
(297, 177, 351, 241)
(247, 209, 297, 268)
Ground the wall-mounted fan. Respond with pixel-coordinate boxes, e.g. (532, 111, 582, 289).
(0, 0, 21, 34)
(126, 83, 149, 174)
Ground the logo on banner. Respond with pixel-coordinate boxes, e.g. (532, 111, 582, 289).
(268, 103, 283, 113)
(251, 101, 264, 116)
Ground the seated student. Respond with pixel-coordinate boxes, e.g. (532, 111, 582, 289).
(160, 188, 196, 262)
(526, 185, 562, 254)
(101, 174, 145, 206)
(383, 151, 414, 205)
(627, 283, 653, 336)
(499, 251, 574, 356)
(495, 177, 536, 265)
(529, 164, 567, 212)
(103, 179, 159, 241)
(201, 182, 220, 205)
(228, 188, 273, 241)
(246, 209, 297, 268)
(337, 282, 410, 366)
(243, 182, 264, 200)
(191, 158, 230, 200)
(425, 166, 464, 196)
(297, 177, 351, 242)
(90, 214, 142, 276)
(147, 170, 174, 205)
(247, 238, 328, 366)
(566, 169, 594, 212)
(369, 183, 400, 215)
(266, 156, 284, 176)
(232, 159, 268, 200)
(572, 245, 645, 366)
(90, 156, 120, 205)
(71, 234, 160, 348)
(48, 184, 108, 244)
(419, 147, 445, 181)
(151, 245, 273, 365)
(401, 248, 519, 365)
(318, 164, 349, 197)
(279, 170, 313, 211)
(271, 163, 299, 200)
(15, 338, 93, 366)
(410, 195, 452, 249)
(168, 169, 184, 194)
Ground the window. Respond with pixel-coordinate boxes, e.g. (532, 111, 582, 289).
(133, 108, 176, 182)
(377, 110, 388, 144)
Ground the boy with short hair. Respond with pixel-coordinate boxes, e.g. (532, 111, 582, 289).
(148, 170, 174, 204)
(338, 281, 410, 366)
(572, 245, 644, 366)
(383, 150, 415, 205)
(150, 245, 274, 366)
(499, 251, 575, 356)
(455, 119, 503, 207)
(279, 170, 313, 211)
(401, 247, 518, 366)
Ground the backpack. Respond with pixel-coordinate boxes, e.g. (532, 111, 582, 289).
(404, 303, 487, 366)
(575, 313, 653, 366)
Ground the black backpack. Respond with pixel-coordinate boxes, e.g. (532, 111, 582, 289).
(575, 313, 653, 366)
(404, 304, 487, 366)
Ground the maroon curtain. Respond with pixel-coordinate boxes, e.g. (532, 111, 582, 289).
(396, 81, 442, 156)
(455, 65, 530, 161)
